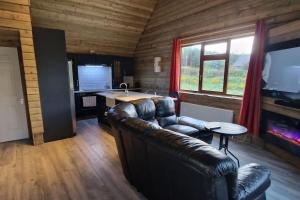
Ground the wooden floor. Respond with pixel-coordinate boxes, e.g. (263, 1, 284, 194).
(0, 118, 299, 200)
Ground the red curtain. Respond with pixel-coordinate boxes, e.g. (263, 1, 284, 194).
(239, 20, 267, 135)
(169, 38, 181, 115)
(169, 38, 181, 95)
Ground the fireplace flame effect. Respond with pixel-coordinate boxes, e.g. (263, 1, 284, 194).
(268, 123, 300, 146)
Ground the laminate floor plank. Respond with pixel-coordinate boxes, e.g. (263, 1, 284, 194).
(0, 118, 299, 200)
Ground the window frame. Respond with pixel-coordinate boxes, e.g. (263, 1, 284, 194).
(180, 34, 253, 97)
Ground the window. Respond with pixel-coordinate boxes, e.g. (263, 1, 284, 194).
(180, 45, 201, 91)
(180, 36, 254, 96)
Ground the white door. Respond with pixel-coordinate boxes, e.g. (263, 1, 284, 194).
(0, 47, 29, 142)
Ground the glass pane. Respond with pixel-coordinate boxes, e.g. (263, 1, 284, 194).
(180, 45, 201, 91)
(202, 60, 225, 92)
(227, 36, 254, 95)
(204, 42, 227, 55)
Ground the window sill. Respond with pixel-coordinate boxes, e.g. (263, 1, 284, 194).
(179, 91, 243, 101)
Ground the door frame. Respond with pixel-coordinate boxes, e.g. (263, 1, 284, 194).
(0, 28, 33, 143)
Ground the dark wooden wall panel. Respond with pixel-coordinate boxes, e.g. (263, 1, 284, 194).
(33, 27, 74, 142)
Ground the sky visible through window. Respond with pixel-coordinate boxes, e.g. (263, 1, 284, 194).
(230, 36, 254, 54)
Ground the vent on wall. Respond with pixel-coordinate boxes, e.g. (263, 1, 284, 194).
(180, 102, 234, 122)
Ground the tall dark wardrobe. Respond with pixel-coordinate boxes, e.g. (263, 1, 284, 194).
(33, 27, 75, 142)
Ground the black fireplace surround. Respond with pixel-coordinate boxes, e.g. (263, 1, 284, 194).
(261, 110, 300, 156)
(108, 97, 271, 200)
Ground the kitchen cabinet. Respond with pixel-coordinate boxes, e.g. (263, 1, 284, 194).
(68, 53, 134, 119)
(74, 92, 98, 119)
(67, 53, 134, 91)
(96, 95, 109, 125)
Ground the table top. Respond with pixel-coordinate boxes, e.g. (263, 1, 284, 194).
(205, 122, 248, 136)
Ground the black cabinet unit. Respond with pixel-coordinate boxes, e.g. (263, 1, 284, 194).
(75, 92, 98, 119)
(68, 53, 134, 119)
(67, 53, 134, 91)
(96, 95, 108, 125)
(33, 27, 75, 142)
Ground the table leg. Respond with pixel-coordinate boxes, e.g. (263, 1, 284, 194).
(219, 135, 224, 150)
(226, 147, 240, 167)
(224, 136, 240, 167)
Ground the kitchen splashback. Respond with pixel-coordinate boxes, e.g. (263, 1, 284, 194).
(78, 65, 112, 91)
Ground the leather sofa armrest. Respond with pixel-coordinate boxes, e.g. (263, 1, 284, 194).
(177, 116, 207, 131)
(237, 163, 271, 200)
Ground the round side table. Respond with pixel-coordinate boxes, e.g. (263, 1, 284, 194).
(205, 122, 248, 167)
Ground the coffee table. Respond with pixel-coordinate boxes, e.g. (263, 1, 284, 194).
(205, 122, 248, 167)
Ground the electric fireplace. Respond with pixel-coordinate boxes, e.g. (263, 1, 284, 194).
(261, 111, 300, 156)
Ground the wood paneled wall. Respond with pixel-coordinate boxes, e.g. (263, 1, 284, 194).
(0, 28, 19, 46)
(268, 18, 300, 44)
(30, 0, 158, 57)
(134, 0, 300, 117)
(0, 0, 44, 145)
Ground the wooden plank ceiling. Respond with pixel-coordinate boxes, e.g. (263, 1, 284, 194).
(30, 0, 158, 57)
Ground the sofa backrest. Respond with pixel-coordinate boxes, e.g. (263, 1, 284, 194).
(112, 97, 177, 128)
(152, 97, 177, 127)
(131, 98, 157, 123)
(108, 102, 138, 122)
(117, 116, 238, 200)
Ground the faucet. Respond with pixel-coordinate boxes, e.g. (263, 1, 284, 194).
(119, 82, 128, 94)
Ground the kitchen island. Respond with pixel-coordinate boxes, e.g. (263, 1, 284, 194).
(96, 91, 160, 125)
(74, 88, 141, 119)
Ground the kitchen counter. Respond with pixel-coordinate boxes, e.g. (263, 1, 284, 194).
(96, 91, 160, 103)
(74, 88, 141, 93)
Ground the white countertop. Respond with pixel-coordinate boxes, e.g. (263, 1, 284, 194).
(96, 91, 160, 102)
(74, 88, 141, 93)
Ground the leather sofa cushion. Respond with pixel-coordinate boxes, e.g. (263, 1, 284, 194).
(236, 163, 271, 200)
(107, 102, 138, 122)
(178, 116, 207, 131)
(152, 97, 176, 117)
(123, 117, 161, 135)
(157, 115, 177, 127)
(147, 118, 159, 125)
(165, 124, 198, 136)
(131, 98, 156, 121)
(152, 97, 177, 127)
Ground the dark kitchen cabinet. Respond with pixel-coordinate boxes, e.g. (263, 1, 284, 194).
(74, 92, 98, 119)
(96, 95, 109, 125)
(68, 53, 134, 118)
(67, 53, 134, 91)
(33, 27, 75, 142)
